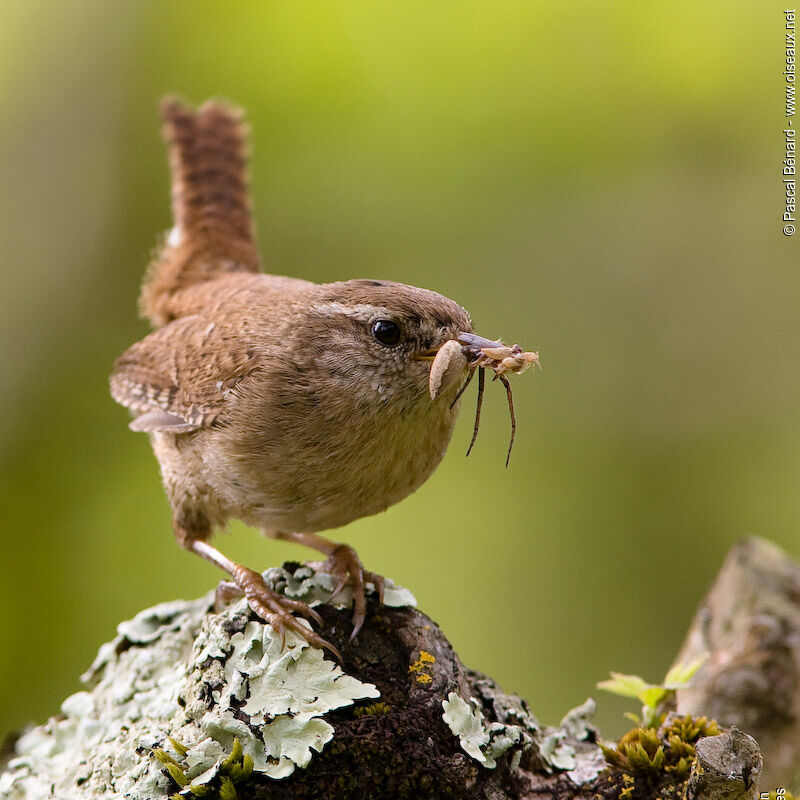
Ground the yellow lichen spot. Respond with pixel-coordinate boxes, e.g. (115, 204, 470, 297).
(409, 650, 436, 683)
(409, 651, 435, 671)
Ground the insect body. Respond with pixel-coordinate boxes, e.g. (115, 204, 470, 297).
(429, 333, 539, 467)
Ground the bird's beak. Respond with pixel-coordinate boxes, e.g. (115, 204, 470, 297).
(424, 331, 539, 465)
(422, 330, 538, 400)
(415, 332, 501, 362)
(420, 332, 498, 399)
(456, 332, 505, 360)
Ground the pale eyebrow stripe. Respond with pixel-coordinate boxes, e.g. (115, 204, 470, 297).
(310, 302, 392, 323)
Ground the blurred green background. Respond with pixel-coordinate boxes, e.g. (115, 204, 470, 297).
(1, 0, 798, 745)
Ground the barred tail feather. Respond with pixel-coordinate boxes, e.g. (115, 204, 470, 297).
(140, 96, 261, 327)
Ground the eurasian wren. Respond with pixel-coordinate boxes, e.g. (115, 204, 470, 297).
(110, 97, 537, 656)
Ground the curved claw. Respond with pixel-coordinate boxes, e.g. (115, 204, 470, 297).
(329, 573, 349, 600)
(322, 544, 386, 641)
(368, 572, 385, 607)
(349, 572, 366, 641)
(307, 632, 343, 664)
(230, 563, 338, 657)
(278, 595, 323, 627)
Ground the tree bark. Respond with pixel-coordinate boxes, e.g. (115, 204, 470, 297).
(673, 537, 800, 789)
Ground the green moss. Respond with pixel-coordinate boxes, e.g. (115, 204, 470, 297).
(353, 701, 392, 717)
(601, 714, 721, 799)
(156, 737, 254, 800)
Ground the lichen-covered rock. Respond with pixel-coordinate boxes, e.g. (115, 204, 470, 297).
(1, 561, 729, 800)
(0, 566, 399, 799)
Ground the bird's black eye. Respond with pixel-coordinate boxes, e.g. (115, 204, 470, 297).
(371, 319, 402, 346)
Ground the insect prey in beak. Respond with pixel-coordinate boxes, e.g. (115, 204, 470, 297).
(434, 332, 539, 467)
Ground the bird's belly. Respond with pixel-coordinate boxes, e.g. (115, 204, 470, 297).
(202, 402, 458, 533)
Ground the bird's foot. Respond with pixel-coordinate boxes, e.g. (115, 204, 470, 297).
(224, 564, 343, 661)
(324, 544, 385, 640)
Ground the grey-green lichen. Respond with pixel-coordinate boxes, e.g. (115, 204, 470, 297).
(0, 565, 413, 800)
(442, 688, 605, 783)
(442, 692, 524, 768)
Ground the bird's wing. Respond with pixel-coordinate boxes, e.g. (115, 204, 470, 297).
(110, 314, 263, 432)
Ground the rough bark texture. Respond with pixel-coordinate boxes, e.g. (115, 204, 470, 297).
(673, 537, 800, 788)
(1, 541, 793, 800)
(685, 728, 762, 800)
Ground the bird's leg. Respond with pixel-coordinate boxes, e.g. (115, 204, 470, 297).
(173, 521, 341, 660)
(270, 531, 385, 640)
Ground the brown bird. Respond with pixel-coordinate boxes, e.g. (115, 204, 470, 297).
(110, 97, 536, 656)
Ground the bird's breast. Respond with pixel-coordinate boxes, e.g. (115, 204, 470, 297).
(203, 388, 461, 533)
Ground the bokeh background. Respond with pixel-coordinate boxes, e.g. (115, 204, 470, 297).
(1, 0, 797, 745)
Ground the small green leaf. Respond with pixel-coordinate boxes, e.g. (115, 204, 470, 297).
(663, 654, 708, 689)
(638, 686, 667, 710)
(597, 672, 650, 699)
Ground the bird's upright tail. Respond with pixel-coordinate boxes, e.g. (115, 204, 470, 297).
(140, 97, 261, 327)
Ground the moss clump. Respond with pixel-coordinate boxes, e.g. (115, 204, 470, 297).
(353, 701, 392, 718)
(154, 737, 254, 799)
(601, 713, 720, 799)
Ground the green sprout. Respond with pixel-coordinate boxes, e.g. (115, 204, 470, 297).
(597, 655, 707, 728)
